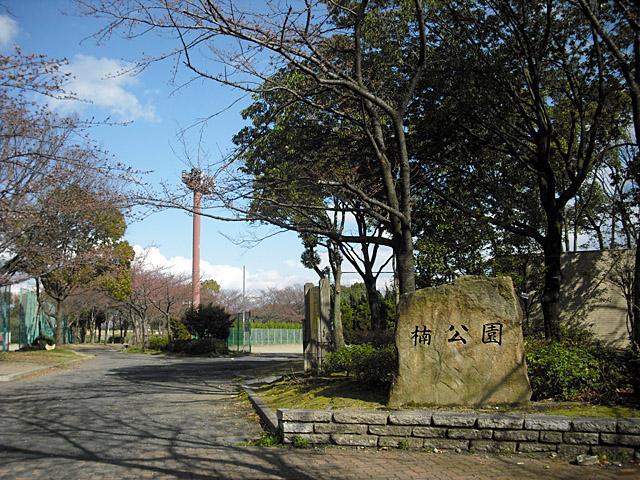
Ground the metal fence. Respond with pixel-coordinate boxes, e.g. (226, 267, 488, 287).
(227, 320, 250, 352)
(250, 328, 302, 345)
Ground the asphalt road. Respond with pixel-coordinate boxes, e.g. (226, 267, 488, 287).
(0, 348, 300, 479)
(0, 348, 636, 480)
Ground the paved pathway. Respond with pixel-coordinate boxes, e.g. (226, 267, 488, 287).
(0, 348, 637, 479)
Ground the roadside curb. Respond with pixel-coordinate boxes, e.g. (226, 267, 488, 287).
(242, 373, 304, 436)
(243, 385, 279, 435)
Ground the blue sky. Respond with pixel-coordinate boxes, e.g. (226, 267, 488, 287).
(1, 0, 326, 291)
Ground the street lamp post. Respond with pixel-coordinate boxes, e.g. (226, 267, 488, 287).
(181, 168, 215, 309)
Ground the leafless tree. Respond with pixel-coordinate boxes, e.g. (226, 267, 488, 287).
(80, 0, 431, 295)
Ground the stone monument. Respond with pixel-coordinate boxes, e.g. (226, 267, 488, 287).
(303, 278, 331, 372)
(388, 276, 532, 407)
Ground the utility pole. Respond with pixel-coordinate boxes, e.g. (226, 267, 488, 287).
(181, 168, 215, 309)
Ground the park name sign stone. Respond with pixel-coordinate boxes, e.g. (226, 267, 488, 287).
(388, 276, 532, 408)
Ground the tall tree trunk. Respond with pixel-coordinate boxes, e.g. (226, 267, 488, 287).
(331, 261, 345, 350)
(54, 298, 63, 345)
(633, 231, 640, 348)
(364, 276, 383, 331)
(563, 213, 570, 252)
(394, 226, 416, 295)
(141, 315, 147, 351)
(541, 216, 563, 341)
(89, 309, 95, 343)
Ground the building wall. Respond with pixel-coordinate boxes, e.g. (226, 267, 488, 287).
(556, 250, 632, 348)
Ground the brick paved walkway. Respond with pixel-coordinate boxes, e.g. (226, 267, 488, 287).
(0, 348, 636, 479)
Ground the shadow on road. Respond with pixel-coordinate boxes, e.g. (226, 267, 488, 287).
(0, 352, 314, 479)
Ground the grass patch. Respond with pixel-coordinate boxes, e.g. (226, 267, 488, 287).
(243, 434, 282, 447)
(0, 348, 84, 366)
(526, 403, 640, 418)
(291, 436, 311, 449)
(256, 374, 640, 418)
(256, 374, 387, 410)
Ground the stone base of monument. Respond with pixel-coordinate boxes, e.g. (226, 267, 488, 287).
(388, 276, 532, 408)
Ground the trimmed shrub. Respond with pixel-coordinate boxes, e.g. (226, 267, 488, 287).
(148, 336, 169, 351)
(167, 338, 228, 355)
(352, 344, 396, 387)
(526, 338, 632, 403)
(182, 303, 232, 340)
(345, 329, 394, 347)
(325, 344, 376, 376)
(325, 343, 396, 388)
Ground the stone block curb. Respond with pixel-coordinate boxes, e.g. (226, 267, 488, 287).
(243, 386, 278, 435)
(243, 384, 640, 456)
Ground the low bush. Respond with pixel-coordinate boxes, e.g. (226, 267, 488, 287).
(325, 343, 396, 388)
(352, 344, 396, 387)
(526, 338, 632, 404)
(148, 336, 169, 351)
(166, 338, 228, 356)
(182, 304, 233, 340)
(36, 334, 55, 346)
(25, 335, 55, 350)
(170, 318, 192, 341)
(344, 329, 394, 347)
(325, 344, 376, 376)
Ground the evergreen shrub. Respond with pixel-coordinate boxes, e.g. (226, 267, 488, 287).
(148, 336, 169, 351)
(325, 343, 396, 388)
(167, 337, 228, 355)
(170, 318, 192, 340)
(525, 335, 632, 403)
(182, 303, 233, 340)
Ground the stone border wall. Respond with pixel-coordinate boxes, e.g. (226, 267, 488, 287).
(277, 409, 640, 457)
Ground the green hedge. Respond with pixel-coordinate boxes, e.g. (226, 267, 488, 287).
(325, 344, 396, 388)
(166, 338, 228, 355)
(525, 338, 632, 404)
(148, 336, 169, 351)
(250, 321, 302, 329)
(324, 335, 634, 405)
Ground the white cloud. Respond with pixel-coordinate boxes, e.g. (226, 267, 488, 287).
(0, 15, 18, 47)
(133, 245, 312, 291)
(284, 259, 302, 268)
(51, 54, 158, 122)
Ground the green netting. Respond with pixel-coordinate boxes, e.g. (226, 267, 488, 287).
(1, 286, 10, 352)
(227, 317, 251, 352)
(0, 288, 73, 349)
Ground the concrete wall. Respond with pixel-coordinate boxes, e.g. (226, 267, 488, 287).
(558, 250, 632, 347)
(527, 249, 633, 347)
